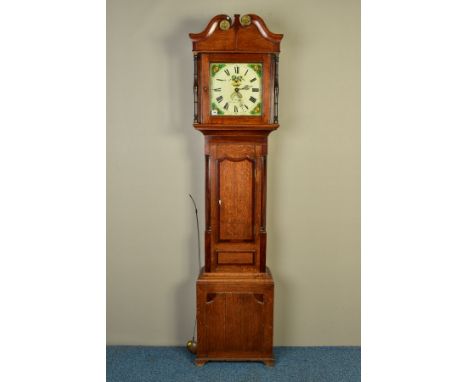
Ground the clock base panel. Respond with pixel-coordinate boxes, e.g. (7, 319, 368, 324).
(195, 268, 274, 365)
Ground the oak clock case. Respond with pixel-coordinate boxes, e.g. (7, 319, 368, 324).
(189, 14, 283, 366)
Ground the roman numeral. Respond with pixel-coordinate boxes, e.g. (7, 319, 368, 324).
(223, 102, 229, 110)
(249, 96, 257, 103)
(234, 66, 239, 74)
(216, 79, 226, 82)
(213, 88, 221, 92)
(241, 104, 249, 111)
(216, 96, 223, 103)
(244, 69, 249, 76)
(234, 105, 238, 113)
(224, 68, 230, 76)
(252, 88, 259, 92)
(250, 77, 257, 83)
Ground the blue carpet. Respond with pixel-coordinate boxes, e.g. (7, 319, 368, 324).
(107, 346, 360, 382)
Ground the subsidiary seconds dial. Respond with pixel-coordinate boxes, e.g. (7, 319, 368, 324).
(210, 63, 262, 116)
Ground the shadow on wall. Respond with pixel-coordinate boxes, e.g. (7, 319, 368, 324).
(159, 16, 207, 345)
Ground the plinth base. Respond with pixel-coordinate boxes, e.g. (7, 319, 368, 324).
(195, 267, 274, 366)
(195, 357, 274, 367)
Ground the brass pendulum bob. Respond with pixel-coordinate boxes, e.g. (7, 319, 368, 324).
(186, 339, 197, 354)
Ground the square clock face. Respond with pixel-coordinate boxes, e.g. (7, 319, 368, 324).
(210, 63, 262, 116)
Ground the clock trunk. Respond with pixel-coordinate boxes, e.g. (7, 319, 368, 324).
(205, 137, 267, 273)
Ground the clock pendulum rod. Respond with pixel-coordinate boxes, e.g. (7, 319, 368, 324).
(188, 194, 202, 271)
(186, 194, 201, 354)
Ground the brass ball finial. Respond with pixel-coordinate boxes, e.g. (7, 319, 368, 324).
(240, 14, 252, 26)
(219, 18, 231, 31)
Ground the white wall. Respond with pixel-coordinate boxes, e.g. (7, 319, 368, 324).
(107, 0, 360, 346)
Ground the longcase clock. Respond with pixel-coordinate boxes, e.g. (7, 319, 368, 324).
(189, 14, 283, 366)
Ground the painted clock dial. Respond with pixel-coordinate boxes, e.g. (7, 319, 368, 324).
(210, 63, 262, 116)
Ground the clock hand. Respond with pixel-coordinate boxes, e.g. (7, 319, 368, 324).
(233, 86, 249, 94)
